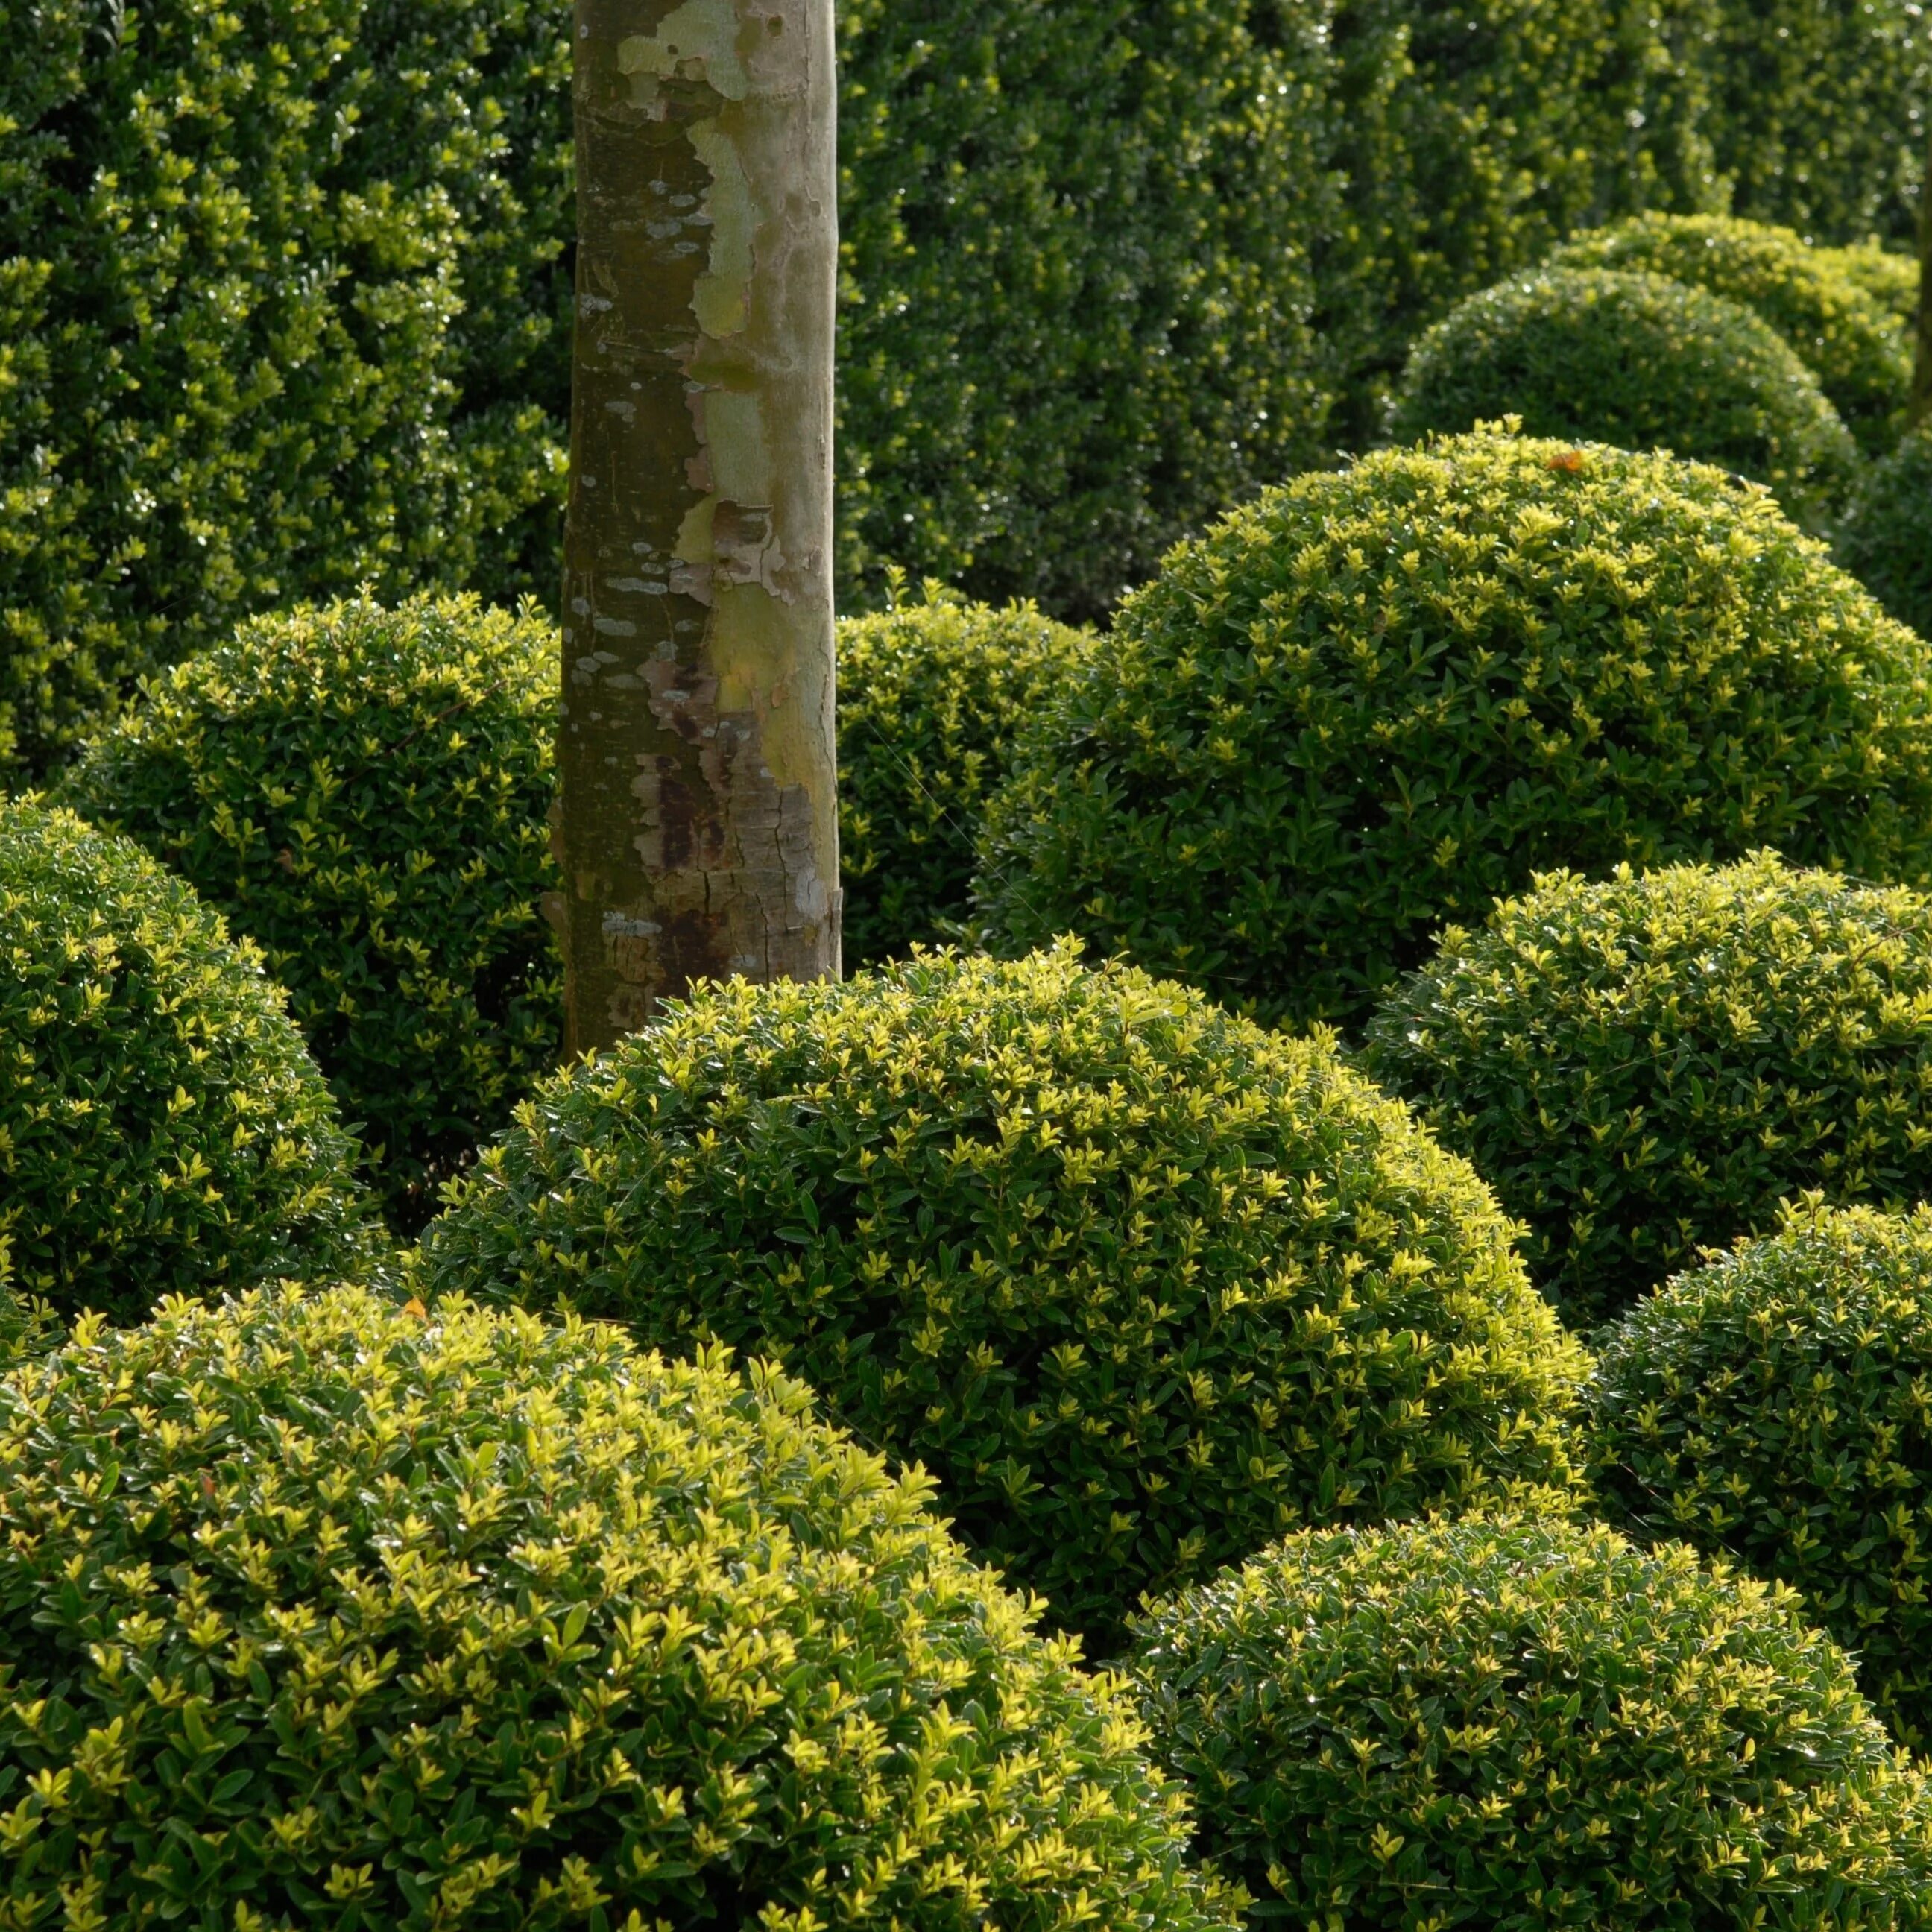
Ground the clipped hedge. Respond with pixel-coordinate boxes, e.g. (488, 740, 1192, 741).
(976, 430, 1932, 1032)
(1839, 424, 1932, 644)
(0, 798, 371, 1325)
(65, 594, 562, 1232)
(1550, 213, 1913, 452)
(419, 944, 1591, 1649)
(1366, 854, 1932, 1326)
(1388, 269, 1859, 521)
(1132, 1514, 1932, 1931)
(0, 0, 572, 778)
(0, 1281, 1234, 1932)
(1690, 0, 1931, 248)
(838, 579, 1092, 966)
(1592, 1202, 1932, 1752)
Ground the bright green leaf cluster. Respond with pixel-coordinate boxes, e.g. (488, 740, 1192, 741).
(1819, 242, 1922, 332)
(418, 944, 1591, 1650)
(1549, 215, 1913, 453)
(0, 1281, 1235, 1932)
(0, 799, 373, 1327)
(63, 595, 563, 1233)
(1131, 1513, 1932, 1931)
(1838, 425, 1932, 645)
(1388, 270, 1860, 525)
(838, 581, 1092, 966)
(976, 430, 1932, 1032)
(1591, 1201, 1932, 1752)
(1366, 854, 1932, 1325)
(0, 0, 572, 778)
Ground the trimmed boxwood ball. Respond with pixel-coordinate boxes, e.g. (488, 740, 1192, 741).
(417, 944, 1591, 1649)
(976, 430, 1932, 1032)
(64, 593, 562, 1233)
(1550, 214, 1913, 452)
(1591, 1202, 1932, 1753)
(0, 798, 371, 1325)
(1838, 423, 1932, 643)
(1131, 1514, 1932, 1932)
(1819, 242, 1922, 332)
(0, 1281, 1234, 1932)
(1365, 854, 1932, 1328)
(838, 578, 1092, 967)
(1386, 269, 1859, 522)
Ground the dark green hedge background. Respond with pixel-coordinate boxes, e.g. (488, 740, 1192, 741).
(2, 0, 1925, 776)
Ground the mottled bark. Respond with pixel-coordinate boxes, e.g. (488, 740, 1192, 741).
(559, 0, 840, 1055)
(1916, 120, 1932, 428)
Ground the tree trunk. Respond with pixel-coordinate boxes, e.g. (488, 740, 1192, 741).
(559, 0, 840, 1056)
(1916, 116, 1932, 428)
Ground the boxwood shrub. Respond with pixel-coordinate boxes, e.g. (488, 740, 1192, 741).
(1550, 213, 1913, 452)
(0, 0, 572, 780)
(0, 1280, 1234, 1932)
(839, 579, 1092, 966)
(0, 798, 371, 1325)
(418, 944, 1591, 1649)
(1819, 242, 1922, 331)
(1591, 1202, 1932, 1752)
(64, 594, 562, 1232)
(976, 430, 1932, 1032)
(1387, 269, 1860, 521)
(1131, 1514, 1932, 1932)
(1838, 424, 1932, 644)
(1365, 854, 1932, 1327)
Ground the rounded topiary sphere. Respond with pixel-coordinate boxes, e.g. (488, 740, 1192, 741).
(1131, 1515, 1932, 1932)
(1387, 269, 1858, 522)
(0, 798, 371, 1325)
(1591, 1202, 1932, 1752)
(0, 1282, 1232, 1932)
(1364, 853, 1932, 1327)
(975, 431, 1932, 1032)
(1550, 214, 1912, 451)
(418, 944, 1590, 1648)
(1839, 423, 1932, 642)
(64, 593, 562, 1231)
(839, 580, 1092, 966)
(1819, 241, 1921, 332)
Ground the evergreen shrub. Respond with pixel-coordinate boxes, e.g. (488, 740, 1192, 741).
(1365, 855, 1932, 1326)
(1131, 1514, 1932, 1932)
(0, 1281, 1234, 1932)
(418, 945, 1591, 1648)
(1387, 269, 1859, 519)
(1819, 242, 1922, 330)
(977, 431, 1932, 1032)
(1592, 1202, 1932, 1752)
(0, 798, 370, 1325)
(65, 595, 562, 1232)
(1550, 213, 1912, 452)
(0, 0, 572, 778)
(1838, 424, 1932, 644)
(838, 580, 1092, 966)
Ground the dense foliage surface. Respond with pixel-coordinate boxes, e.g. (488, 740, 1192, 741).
(0, 1281, 1234, 1932)
(65, 596, 562, 1232)
(1839, 425, 1932, 645)
(978, 432, 1932, 1031)
(1549, 214, 1912, 452)
(837, 582, 1091, 966)
(420, 946, 1589, 1648)
(1367, 856, 1932, 1326)
(0, 799, 370, 1325)
(1819, 242, 1922, 329)
(1132, 1513, 1932, 1931)
(0, 0, 572, 778)
(1592, 1202, 1932, 1752)
(1388, 269, 1858, 520)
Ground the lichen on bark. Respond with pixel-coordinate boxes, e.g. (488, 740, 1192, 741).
(560, 0, 839, 1054)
